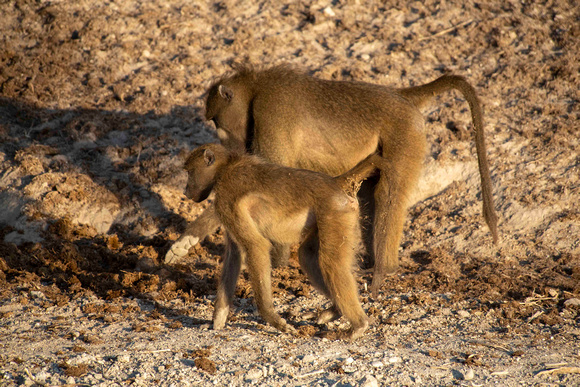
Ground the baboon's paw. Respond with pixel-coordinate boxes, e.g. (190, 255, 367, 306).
(212, 307, 229, 330)
(346, 319, 369, 341)
(271, 319, 297, 335)
(165, 236, 199, 263)
(316, 307, 341, 325)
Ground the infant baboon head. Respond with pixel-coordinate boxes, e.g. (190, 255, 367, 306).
(184, 144, 229, 202)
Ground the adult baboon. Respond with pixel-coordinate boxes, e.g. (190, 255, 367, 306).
(167, 65, 498, 295)
(184, 144, 387, 339)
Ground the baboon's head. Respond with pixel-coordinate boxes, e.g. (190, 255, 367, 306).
(184, 144, 228, 202)
(204, 80, 249, 153)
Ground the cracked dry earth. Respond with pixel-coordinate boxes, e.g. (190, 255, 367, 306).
(0, 0, 579, 386)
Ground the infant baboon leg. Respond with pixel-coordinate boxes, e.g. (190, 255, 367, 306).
(213, 235, 242, 330)
(320, 253, 368, 340)
(318, 213, 368, 340)
(298, 229, 343, 324)
(298, 228, 330, 298)
(346, 320, 369, 341)
(270, 242, 290, 268)
(165, 205, 221, 263)
(246, 239, 296, 334)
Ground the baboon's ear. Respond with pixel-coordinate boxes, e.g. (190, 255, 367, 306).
(203, 149, 215, 166)
(218, 84, 233, 101)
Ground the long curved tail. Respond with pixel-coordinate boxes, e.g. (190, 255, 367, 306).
(400, 75, 498, 243)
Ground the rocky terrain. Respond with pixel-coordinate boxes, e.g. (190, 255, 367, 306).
(0, 0, 578, 385)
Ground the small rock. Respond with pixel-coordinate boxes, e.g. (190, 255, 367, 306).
(245, 368, 263, 381)
(463, 368, 475, 380)
(66, 376, 75, 385)
(564, 298, 580, 307)
(388, 356, 402, 363)
(371, 360, 384, 368)
(323, 6, 336, 17)
(342, 365, 357, 373)
(457, 310, 470, 318)
(34, 370, 50, 383)
(345, 357, 355, 364)
(360, 374, 379, 387)
(302, 354, 316, 363)
(117, 354, 130, 363)
(30, 291, 45, 299)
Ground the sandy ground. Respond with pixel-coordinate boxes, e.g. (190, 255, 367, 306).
(0, 0, 579, 385)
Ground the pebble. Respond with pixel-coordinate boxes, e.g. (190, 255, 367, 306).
(388, 356, 402, 364)
(30, 291, 45, 299)
(34, 370, 50, 383)
(463, 368, 475, 380)
(69, 353, 96, 366)
(302, 354, 317, 363)
(345, 357, 355, 364)
(66, 376, 75, 385)
(371, 360, 384, 368)
(245, 368, 263, 381)
(457, 310, 470, 318)
(323, 6, 336, 17)
(564, 298, 580, 307)
(117, 354, 131, 363)
(360, 374, 379, 387)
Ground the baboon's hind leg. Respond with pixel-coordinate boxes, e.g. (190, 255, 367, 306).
(298, 229, 342, 324)
(370, 123, 426, 296)
(270, 242, 290, 268)
(317, 211, 368, 340)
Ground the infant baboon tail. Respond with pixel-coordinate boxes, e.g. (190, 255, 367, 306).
(335, 153, 387, 197)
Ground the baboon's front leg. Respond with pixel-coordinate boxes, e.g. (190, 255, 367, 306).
(247, 242, 296, 335)
(213, 236, 242, 330)
(165, 205, 220, 264)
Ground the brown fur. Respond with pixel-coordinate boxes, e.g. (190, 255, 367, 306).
(184, 144, 385, 339)
(170, 65, 498, 296)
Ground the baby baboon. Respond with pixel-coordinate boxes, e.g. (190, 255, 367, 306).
(168, 65, 498, 296)
(184, 144, 387, 339)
